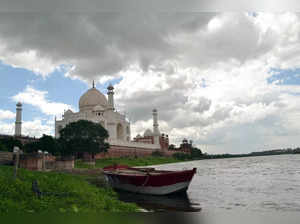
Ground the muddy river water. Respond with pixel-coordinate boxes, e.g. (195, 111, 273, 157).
(116, 154, 300, 213)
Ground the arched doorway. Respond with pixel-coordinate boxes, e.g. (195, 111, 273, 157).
(117, 123, 124, 140)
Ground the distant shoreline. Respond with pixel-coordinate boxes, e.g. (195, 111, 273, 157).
(197, 150, 300, 160)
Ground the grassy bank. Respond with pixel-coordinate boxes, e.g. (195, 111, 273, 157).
(75, 156, 182, 169)
(0, 165, 138, 213)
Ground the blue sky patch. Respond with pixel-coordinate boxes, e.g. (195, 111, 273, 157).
(0, 61, 122, 128)
(268, 68, 300, 85)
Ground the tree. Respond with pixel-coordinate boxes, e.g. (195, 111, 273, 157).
(39, 134, 61, 156)
(168, 144, 176, 150)
(294, 148, 300, 154)
(190, 147, 203, 159)
(23, 141, 40, 153)
(59, 120, 109, 157)
(23, 134, 61, 156)
(0, 137, 22, 152)
(0, 142, 8, 151)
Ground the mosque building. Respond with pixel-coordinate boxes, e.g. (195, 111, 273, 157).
(55, 81, 131, 142)
(1, 82, 193, 158)
(55, 82, 170, 157)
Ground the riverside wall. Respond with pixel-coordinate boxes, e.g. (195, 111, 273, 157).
(0, 152, 13, 165)
(95, 144, 179, 159)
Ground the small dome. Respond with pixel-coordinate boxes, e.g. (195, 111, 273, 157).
(144, 129, 153, 137)
(65, 109, 73, 114)
(79, 88, 108, 112)
(136, 134, 142, 138)
(93, 105, 105, 111)
(16, 102, 22, 107)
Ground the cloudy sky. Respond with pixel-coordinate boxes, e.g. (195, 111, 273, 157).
(1, 11, 300, 154)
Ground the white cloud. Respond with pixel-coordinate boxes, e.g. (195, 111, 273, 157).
(12, 86, 73, 116)
(22, 119, 53, 137)
(0, 109, 15, 120)
(0, 119, 53, 137)
(116, 57, 300, 153)
(0, 44, 59, 77)
(0, 121, 14, 135)
(0, 12, 300, 79)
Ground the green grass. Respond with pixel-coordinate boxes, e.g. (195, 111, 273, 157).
(75, 156, 182, 169)
(0, 165, 139, 213)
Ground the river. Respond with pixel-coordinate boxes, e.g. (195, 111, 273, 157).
(116, 154, 300, 212)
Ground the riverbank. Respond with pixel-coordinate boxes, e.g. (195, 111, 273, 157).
(0, 165, 139, 213)
(75, 152, 300, 170)
(75, 156, 182, 169)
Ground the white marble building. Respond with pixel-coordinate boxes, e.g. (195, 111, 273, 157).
(55, 82, 161, 150)
(55, 82, 131, 141)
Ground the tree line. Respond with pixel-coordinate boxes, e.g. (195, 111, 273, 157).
(0, 120, 109, 158)
(1, 119, 300, 160)
(172, 147, 300, 161)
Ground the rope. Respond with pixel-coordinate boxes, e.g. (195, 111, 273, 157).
(141, 172, 150, 187)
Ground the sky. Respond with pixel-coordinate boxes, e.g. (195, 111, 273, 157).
(1, 11, 300, 154)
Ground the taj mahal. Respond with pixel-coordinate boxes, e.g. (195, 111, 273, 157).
(54, 82, 170, 156)
(5, 82, 193, 158)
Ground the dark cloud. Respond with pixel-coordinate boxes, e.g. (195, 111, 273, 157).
(0, 0, 299, 12)
(0, 0, 202, 12)
(0, 12, 215, 80)
(0, 12, 283, 81)
(119, 89, 188, 122)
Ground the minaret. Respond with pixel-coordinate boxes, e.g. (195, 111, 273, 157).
(107, 83, 115, 110)
(152, 108, 160, 145)
(15, 102, 22, 136)
(54, 116, 57, 138)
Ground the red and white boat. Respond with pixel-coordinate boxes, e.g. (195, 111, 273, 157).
(103, 164, 197, 195)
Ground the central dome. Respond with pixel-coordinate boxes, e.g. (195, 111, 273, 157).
(79, 88, 108, 112)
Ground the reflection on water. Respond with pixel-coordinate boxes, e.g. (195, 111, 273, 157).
(116, 190, 201, 212)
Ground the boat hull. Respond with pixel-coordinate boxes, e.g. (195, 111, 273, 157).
(106, 178, 191, 195)
(103, 165, 196, 195)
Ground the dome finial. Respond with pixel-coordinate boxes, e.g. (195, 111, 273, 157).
(92, 80, 95, 88)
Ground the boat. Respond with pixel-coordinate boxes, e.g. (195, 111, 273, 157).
(102, 164, 197, 195)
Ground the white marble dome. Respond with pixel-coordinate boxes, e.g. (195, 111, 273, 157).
(144, 129, 153, 137)
(79, 87, 108, 112)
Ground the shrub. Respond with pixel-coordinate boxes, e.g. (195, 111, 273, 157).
(0, 142, 8, 151)
(172, 152, 191, 161)
(0, 165, 138, 213)
(151, 150, 164, 157)
(0, 137, 22, 152)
